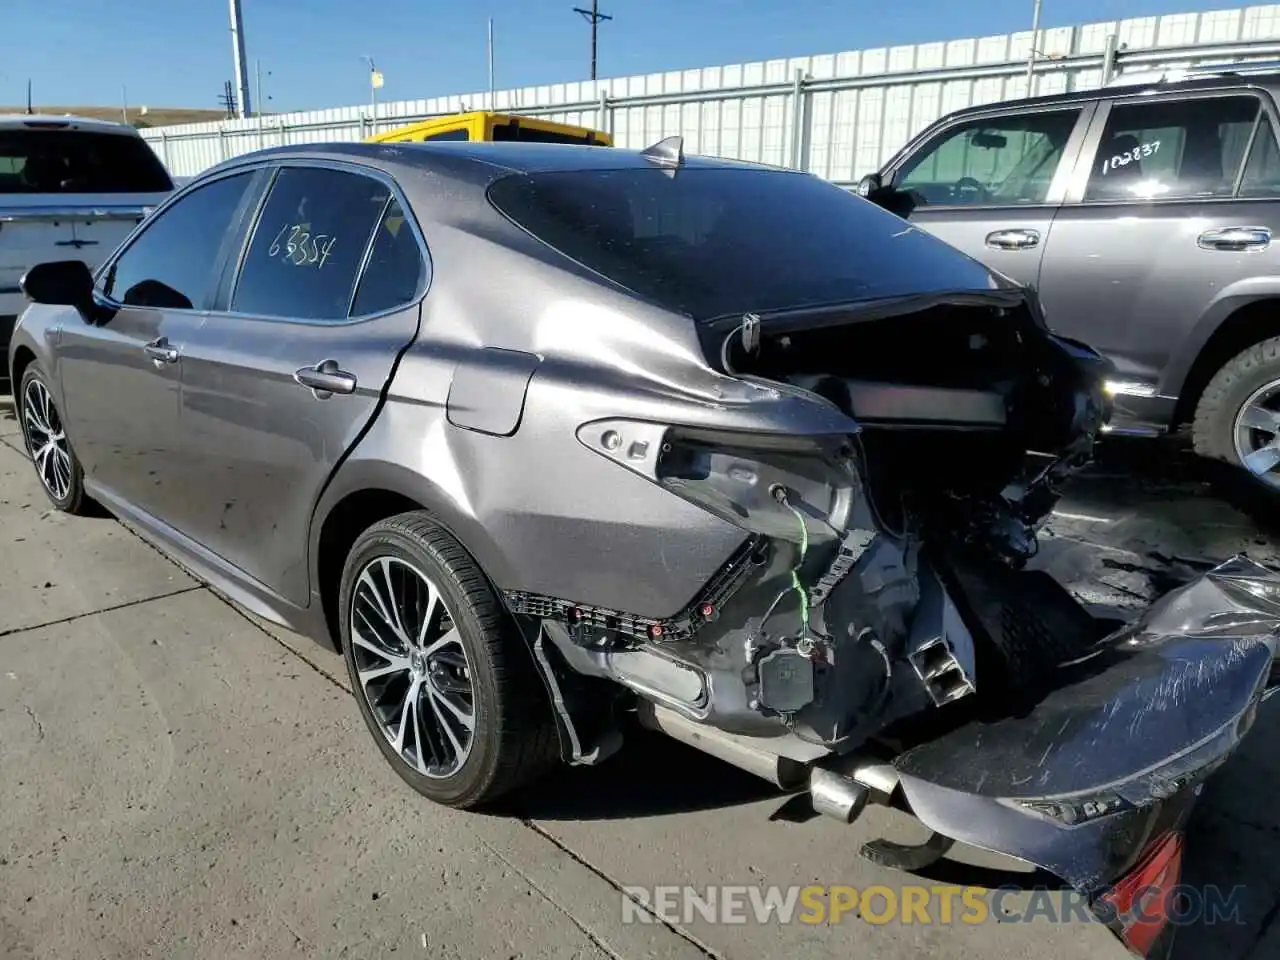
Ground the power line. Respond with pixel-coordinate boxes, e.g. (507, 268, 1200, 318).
(572, 1, 612, 81)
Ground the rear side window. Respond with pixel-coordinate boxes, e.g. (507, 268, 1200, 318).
(1240, 118, 1280, 198)
(423, 129, 468, 142)
(488, 167, 996, 321)
(1083, 96, 1259, 201)
(350, 198, 427, 315)
(0, 129, 172, 194)
(231, 167, 391, 321)
(103, 172, 255, 309)
(895, 110, 1080, 207)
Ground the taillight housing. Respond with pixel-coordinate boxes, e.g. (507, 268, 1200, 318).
(575, 419, 861, 546)
(1096, 831, 1184, 957)
(653, 428, 859, 544)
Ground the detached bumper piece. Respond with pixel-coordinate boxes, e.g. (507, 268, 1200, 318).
(889, 555, 1280, 957)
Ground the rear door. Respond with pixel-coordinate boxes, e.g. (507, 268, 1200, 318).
(173, 162, 429, 605)
(885, 103, 1094, 288)
(1036, 91, 1277, 393)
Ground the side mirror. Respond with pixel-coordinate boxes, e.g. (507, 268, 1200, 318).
(856, 173, 883, 198)
(21, 260, 95, 311)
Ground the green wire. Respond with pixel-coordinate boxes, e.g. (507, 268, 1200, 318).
(782, 499, 810, 633)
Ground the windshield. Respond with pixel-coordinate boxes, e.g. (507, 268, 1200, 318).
(487, 166, 996, 320)
(0, 129, 173, 194)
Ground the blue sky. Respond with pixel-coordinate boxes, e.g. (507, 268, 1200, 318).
(4, 0, 1257, 113)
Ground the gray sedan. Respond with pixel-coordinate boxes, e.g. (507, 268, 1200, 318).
(10, 138, 1280, 958)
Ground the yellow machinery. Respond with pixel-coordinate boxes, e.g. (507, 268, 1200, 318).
(365, 111, 611, 146)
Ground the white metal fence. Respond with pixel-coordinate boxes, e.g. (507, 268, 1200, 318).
(142, 5, 1280, 181)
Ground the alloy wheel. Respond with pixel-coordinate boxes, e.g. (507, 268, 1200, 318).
(348, 556, 476, 778)
(22, 378, 73, 502)
(1232, 378, 1280, 491)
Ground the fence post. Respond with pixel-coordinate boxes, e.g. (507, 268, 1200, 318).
(1101, 33, 1120, 85)
(790, 68, 809, 170)
(160, 132, 170, 167)
(598, 89, 611, 139)
(218, 128, 227, 161)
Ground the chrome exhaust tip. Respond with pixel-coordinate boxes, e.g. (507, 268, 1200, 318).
(809, 768, 870, 823)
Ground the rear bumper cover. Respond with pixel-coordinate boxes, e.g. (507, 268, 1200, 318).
(892, 555, 1280, 893)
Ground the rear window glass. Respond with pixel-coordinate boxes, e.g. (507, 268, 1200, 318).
(491, 122, 599, 145)
(487, 167, 995, 320)
(0, 129, 172, 194)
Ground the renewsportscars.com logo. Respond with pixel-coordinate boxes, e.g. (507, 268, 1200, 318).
(619, 884, 1249, 927)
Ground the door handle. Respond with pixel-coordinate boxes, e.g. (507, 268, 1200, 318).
(1197, 226, 1271, 251)
(143, 337, 179, 367)
(985, 228, 1041, 251)
(293, 359, 357, 399)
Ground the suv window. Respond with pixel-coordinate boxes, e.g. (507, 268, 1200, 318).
(102, 172, 255, 309)
(0, 129, 172, 194)
(231, 167, 391, 321)
(423, 129, 468, 141)
(894, 110, 1080, 207)
(491, 122, 599, 145)
(350, 198, 427, 315)
(1239, 116, 1280, 198)
(1084, 96, 1259, 202)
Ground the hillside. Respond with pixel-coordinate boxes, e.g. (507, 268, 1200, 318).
(0, 106, 230, 128)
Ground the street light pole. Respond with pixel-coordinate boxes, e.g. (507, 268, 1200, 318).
(362, 55, 378, 133)
(1026, 0, 1043, 95)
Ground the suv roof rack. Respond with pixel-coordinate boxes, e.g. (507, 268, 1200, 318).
(1105, 58, 1280, 88)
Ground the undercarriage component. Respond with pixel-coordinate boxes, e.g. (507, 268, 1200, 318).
(755, 646, 816, 713)
(860, 832, 957, 872)
(635, 701, 826, 789)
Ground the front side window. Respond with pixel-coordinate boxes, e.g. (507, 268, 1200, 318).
(231, 167, 391, 321)
(1083, 96, 1260, 202)
(894, 110, 1080, 207)
(102, 172, 255, 310)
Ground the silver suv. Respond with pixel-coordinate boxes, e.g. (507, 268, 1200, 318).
(858, 65, 1280, 492)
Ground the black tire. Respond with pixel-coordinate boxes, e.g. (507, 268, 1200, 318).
(18, 363, 88, 514)
(339, 511, 558, 808)
(1192, 336, 1280, 491)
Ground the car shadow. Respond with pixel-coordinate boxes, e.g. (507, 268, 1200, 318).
(500, 721, 778, 821)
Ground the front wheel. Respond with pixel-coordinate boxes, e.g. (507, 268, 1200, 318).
(18, 364, 88, 514)
(338, 512, 558, 808)
(1192, 336, 1280, 492)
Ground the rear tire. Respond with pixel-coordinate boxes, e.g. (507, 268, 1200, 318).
(339, 512, 558, 808)
(1192, 337, 1280, 493)
(18, 364, 88, 514)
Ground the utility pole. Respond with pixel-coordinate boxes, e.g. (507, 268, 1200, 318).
(1026, 0, 1043, 95)
(121, 84, 128, 124)
(228, 0, 251, 118)
(487, 18, 495, 110)
(255, 59, 271, 117)
(362, 56, 382, 134)
(572, 1, 612, 81)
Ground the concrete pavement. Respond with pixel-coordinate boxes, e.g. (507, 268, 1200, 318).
(2, 391, 1279, 959)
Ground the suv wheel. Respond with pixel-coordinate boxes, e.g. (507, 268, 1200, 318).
(1192, 336, 1280, 491)
(18, 364, 88, 513)
(338, 512, 558, 808)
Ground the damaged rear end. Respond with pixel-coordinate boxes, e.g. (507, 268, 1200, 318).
(488, 161, 1280, 956)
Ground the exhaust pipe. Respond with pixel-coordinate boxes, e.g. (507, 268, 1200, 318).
(636, 702, 814, 789)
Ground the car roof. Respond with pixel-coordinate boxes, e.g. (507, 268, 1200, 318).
(201, 139, 792, 183)
(0, 113, 143, 136)
(937, 71, 1280, 122)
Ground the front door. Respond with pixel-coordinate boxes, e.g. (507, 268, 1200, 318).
(888, 104, 1094, 289)
(174, 165, 429, 605)
(1037, 91, 1277, 389)
(56, 171, 260, 524)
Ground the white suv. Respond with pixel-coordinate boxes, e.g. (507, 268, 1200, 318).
(0, 114, 174, 384)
